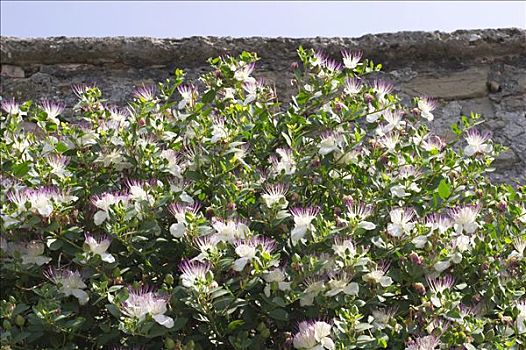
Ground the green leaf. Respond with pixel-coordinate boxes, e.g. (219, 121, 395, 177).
(437, 179, 451, 200)
(12, 162, 30, 177)
(202, 89, 216, 104)
(268, 308, 288, 321)
(227, 320, 245, 331)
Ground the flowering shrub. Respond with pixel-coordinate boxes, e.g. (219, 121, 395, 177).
(1, 48, 525, 350)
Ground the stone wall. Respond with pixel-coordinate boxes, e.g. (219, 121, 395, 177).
(1, 29, 525, 183)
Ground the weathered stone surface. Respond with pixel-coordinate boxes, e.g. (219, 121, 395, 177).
(1, 64, 24, 78)
(0, 29, 525, 184)
(401, 67, 490, 100)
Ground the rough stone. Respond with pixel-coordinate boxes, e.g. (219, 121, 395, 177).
(0, 29, 524, 184)
(1, 65, 24, 78)
(402, 67, 490, 100)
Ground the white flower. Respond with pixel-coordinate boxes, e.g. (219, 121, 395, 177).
(290, 207, 320, 246)
(332, 237, 357, 259)
(272, 148, 296, 176)
(448, 205, 480, 234)
(168, 203, 201, 238)
(210, 118, 228, 143)
(425, 214, 452, 234)
(509, 237, 526, 259)
(177, 84, 198, 109)
(417, 97, 438, 121)
(318, 132, 344, 156)
(161, 150, 185, 178)
(325, 273, 359, 297)
(263, 269, 291, 297)
(293, 320, 335, 350)
(121, 287, 174, 328)
(345, 199, 376, 230)
(362, 266, 393, 287)
(341, 50, 362, 70)
(433, 260, 451, 272)
(390, 184, 407, 198)
(234, 62, 256, 83)
(233, 243, 257, 271)
(262, 184, 289, 209)
(20, 241, 52, 266)
(516, 300, 526, 334)
(405, 335, 440, 350)
(300, 279, 326, 306)
(464, 128, 493, 156)
(45, 268, 89, 305)
(212, 218, 249, 243)
(179, 260, 212, 289)
(343, 77, 362, 95)
(91, 192, 128, 225)
(84, 234, 115, 263)
(387, 208, 416, 238)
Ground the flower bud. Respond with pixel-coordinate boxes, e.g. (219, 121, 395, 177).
(164, 273, 175, 285)
(290, 61, 299, 71)
(164, 337, 176, 349)
(364, 93, 375, 104)
(2, 320, 12, 330)
(15, 315, 25, 327)
(413, 282, 426, 295)
(409, 251, 423, 265)
(497, 200, 507, 212)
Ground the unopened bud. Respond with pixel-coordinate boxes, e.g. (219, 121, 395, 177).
(413, 282, 426, 295)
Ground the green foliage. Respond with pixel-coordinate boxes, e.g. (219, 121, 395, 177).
(0, 48, 525, 349)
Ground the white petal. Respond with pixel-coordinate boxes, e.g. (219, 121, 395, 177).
(434, 260, 451, 272)
(343, 282, 359, 296)
(321, 337, 335, 350)
(170, 222, 186, 238)
(291, 225, 307, 246)
(71, 289, 89, 305)
(153, 314, 174, 328)
(233, 257, 249, 271)
(100, 252, 115, 263)
(380, 276, 393, 287)
(464, 145, 477, 156)
(358, 221, 376, 230)
(94, 210, 108, 226)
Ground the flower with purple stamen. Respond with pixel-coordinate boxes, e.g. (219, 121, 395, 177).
(344, 199, 376, 230)
(91, 191, 129, 225)
(133, 84, 156, 101)
(371, 306, 399, 329)
(341, 49, 363, 70)
(387, 207, 416, 238)
(425, 213, 452, 234)
(84, 233, 114, 263)
(212, 217, 249, 243)
(168, 202, 201, 238)
(343, 77, 363, 96)
(72, 83, 96, 98)
(464, 128, 493, 156)
(272, 148, 296, 176)
(516, 299, 526, 334)
(372, 80, 394, 100)
(18, 240, 52, 266)
(193, 234, 220, 261)
(313, 50, 328, 67)
(178, 260, 212, 288)
(318, 131, 344, 156)
(323, 58, 342, 72)
(405, 335, 440, 350)
(421, 135, 446, 153)
(39, 100, 65, 124)
(45, 267, 89, 305)
(290, 206, 320, 245)
(325, 272, 359, 297)
(425, 274, 455, 294)
(292, 320, 334, 350)
(418, 97, 438, 121)
(262, 183, 289, 209)
(1, 98, 22, 115)
(362, 261, 393, 287)
(448, 204, 481, 234)
(234, 62, 256, 83)
(177, 84, 198, 109)
(46, 154, 70, 177)
(121, 286, 174, 328)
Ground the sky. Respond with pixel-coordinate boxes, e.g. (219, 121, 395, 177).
(1, 1, 525, 38)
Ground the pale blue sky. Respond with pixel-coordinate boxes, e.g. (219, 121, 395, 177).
(1, 1, 525, 38)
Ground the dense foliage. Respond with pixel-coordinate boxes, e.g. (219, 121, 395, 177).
(1, 48, 525, 350)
